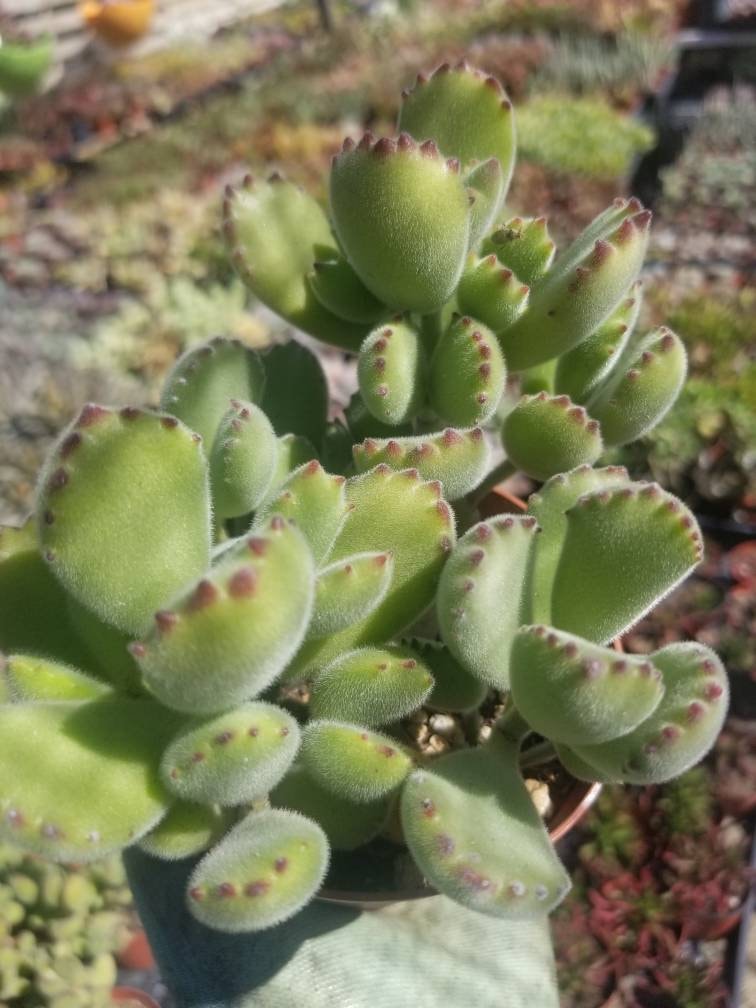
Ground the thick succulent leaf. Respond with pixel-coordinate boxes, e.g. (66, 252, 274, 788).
(65, 594, 144, 694)
(510, 625, 664, 746)
(139, 802, 232, 861)
(256, 461, 348, 566)
(481, 216, 555, 286)
(411, 638, 488, 713)
(292, 467, 456, 675)
(161, 702, 300, 806)
(271, 765, 390, 851)
(308, 553, 393, 638)
(126, 845, 560, 1008)
(301, 721, 413, 803)
(1, 653, 109, 702)
(401, 742, 570, 918)
(437, 514, 538, 689)
(186, 809, 329, 932)
(398, 63, 515, 204)
(499, 204, 651, 370)
(550, 482, 703, 642)
(357, 319, 425, 426)
(456, 256, 530, 332)
(259, 341, 329, 446)
(136, 519, 314, 714)
(0, 545, 106, 673)
(258, 433, 318, 510)
(527, 464, 631, 625)
(554, 284, 640, 403)
(587, 326, 687, 447)
(429, 316, 506, 426)
(572, 643, 728, 784)
(330, 133, 470, 313)
(210, 400, 278, 520)
(0, 698, 178, 862)
(465, 158, 504, 249)
(502, 392, 603, 481)
(353, 427, 489, 502)
(223, 175, 365, 351)
(310, 646, 433, 726)
(37, 405, 212, 637)
(308, 252, 387, 325)
(160, 338, 266, 448)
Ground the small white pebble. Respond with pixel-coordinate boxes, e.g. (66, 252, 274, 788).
(525, 779, 553, 819)
(427, 734, 450, 755)
(429, 714, 456, 737)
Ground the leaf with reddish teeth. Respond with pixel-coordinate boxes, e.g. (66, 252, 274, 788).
(481, 216, 556, 287)
(160, 337, 266, 448)
(352, 427, 490, 501)
(554, 284, 640, 403)
(0, 698, 178, 863)
(571, 643, 728, 784)
(527, 465, 632, 626)
(499, 201, 652, 370)
(301, 721, 414, 803)
(256, 460, 349, 566)
(401, 741, 570, 918)
(502, 392, 603, 481)
(290, 466, 456, 676)
(429, 316, 506, 426)
(223, 174, 365, 351)
(456, 256, 529, 333)
(136, 518, 314, 714)
(308, 552, 394, 638)
(139, 802, 232, 861)
(357, 319, 425, 427)
(398, 64, 515, 205)
(310, 646, 434, 727)
(210, 399, 278, 520)
(37, 406, 211, 637)
(258, 433, 318, 511)
(186, 808, 329, 932)
(587, 327, 687, 446)
(161, 701, 300, 806)
(550, 482, 703, 643)
(437, 515, 539, 689)
(330, 133, 471, 312)
(510, 625, 664, 746)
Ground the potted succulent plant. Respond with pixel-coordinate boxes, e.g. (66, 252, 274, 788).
(0, 63, 729, 1006)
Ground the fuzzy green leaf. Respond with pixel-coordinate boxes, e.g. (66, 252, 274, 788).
(502, 392, 603, 481)
(37, 405, 212, 637)
(429, 316, 506, 426)
(401, 741, 570, 918)
(186, 809, 329, 932)
(161, 701, 300, 806)
(302, 721, 413, 803)
(137, 519, 314, 714)
(310, 646, 434, 726)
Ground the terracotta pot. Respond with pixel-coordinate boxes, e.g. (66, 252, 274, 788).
(111, 987, 160, 1008)
(117, 927, 155, 971)
(79, 1, 154, 47)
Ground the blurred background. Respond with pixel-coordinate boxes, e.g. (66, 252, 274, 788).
(0, 0, 753, 1005)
